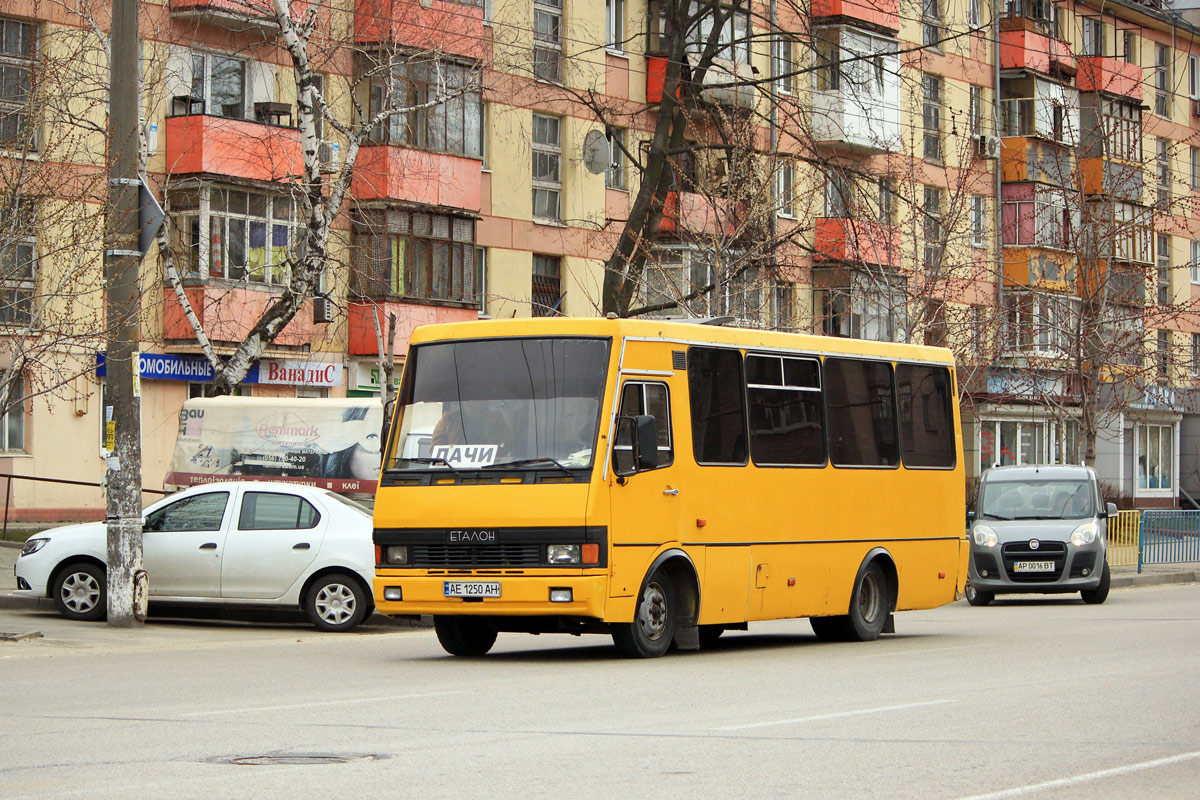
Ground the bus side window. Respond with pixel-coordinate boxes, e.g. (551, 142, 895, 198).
(615, 382, 673, 472)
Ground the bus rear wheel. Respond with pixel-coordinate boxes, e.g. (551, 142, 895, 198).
(810, 562, 889, 642)
(613, 570, 675, 658)
(434, 616, 497, 656)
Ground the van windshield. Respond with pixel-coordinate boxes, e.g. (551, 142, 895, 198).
(389, 337, 610, 472)
(979, 479, 1095, 520)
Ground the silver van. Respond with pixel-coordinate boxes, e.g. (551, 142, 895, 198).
(966, 465, 1114, 606)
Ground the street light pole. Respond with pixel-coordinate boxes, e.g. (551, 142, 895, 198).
(104, 0, 144, 628)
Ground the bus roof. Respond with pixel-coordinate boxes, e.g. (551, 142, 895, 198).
(407, 317, 955, 365)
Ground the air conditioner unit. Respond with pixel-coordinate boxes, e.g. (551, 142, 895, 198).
(317, 141, 339, 174)
(1192, 97, 1200, 117)
(977, 134, 1001, 159)
(313, 296, 334, 323)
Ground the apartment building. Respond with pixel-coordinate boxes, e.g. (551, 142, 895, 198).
(0, 0, 1197, 517)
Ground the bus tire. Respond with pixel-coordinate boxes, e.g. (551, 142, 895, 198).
(965, 581, 993, 606)
(613, 570, 675, 658)
(1080, 561, 1110, 605)
(811, 562, 889, 642)
(434, 616, 497, 656)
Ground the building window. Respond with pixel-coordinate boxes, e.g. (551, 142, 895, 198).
(1157, 234, 1171, 306)
(0, 372, 23, 451)
(474, 246, 488, 312)
(825, 174, 850, 218)
(683, 3, 751, 64)
(532, 254, 561, 316)
(533, 0, 563, 82)
(1191, 55, 1200, 98)
(1157, 329, 1171, 383)
(922, 0, 941, 48)
(1192, 332, 1200, 377)
(1156, 138, 1171, 212)
(0, 18, 35, 149)
(1156, 43, 1171, 117)
(968, 85, 984, 137)
(353, 209, 478, 305)
(1100, 99, 1142, 162)
(777, 161, 795, 218)
(1081, 18, 1103, 57)
(606, 128, 626, 190)
(1138, 424, 1173, 489)
(815, 32, 840, 92)
(971, 195, 986, 248)
(206, 188, 292, 283)
(1192, 147, 1200, 189)
(191, 52, 246, 119)
(773, 36, 794, 95)
(822, 274, 908, 343)
(878, 179, 895, 224)
(968, 0, 982, 28)
(606, 0, 624, 51)
(923, 74, 942, 161)
(923, 186, 943, 267)
(771, 280, 795, 330)
(1123, 30, 1137, 64)
(1191, 240, 1200, 284)
(0, 198, 35, 325)
(368, 60, 482, 158)
(1004, 291, 1079, 356)
(979, 419, 1080, 471)
(532, 114, 562, 221)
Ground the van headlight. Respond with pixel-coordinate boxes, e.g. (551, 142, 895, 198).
(973, 525, 999, 548)
(1071, 523, 1098, 547)
(547, 544, 581, 565)
(384, 545, 408, 565)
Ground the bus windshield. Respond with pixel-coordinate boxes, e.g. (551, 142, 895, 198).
(389, 337, 610, 471)
(979, 479, 1095, 520)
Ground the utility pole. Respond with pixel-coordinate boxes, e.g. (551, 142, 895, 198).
(104, 0, 145, 628)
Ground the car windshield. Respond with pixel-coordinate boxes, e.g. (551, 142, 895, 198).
(389, 337, 610, 471)
(979, 478, 1095, 520)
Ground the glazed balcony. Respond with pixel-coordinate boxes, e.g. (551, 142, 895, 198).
(355, 0, 484, 61)
(999, 137, 1074, 185)
(658, 191, 742, 237)
(347, 301, 477, 356)
(165, 113, 302, 182)
(351, 146, 481, 210)
(646, 55, 755, 108)
(812, 87, 900, 153)
(169, 0, 282, 33)
(811, 0, 898, 34)
(1076, 57, 1142, 100)
(814, 218, 900, 268)
(163, 286, 316, 347)
(999, 30, 1074, 75)
(1078, 157, 1143, 200)
(1001, 248, 1075, 291)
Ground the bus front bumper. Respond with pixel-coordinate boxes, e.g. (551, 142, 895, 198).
(372, 573, 609, 618)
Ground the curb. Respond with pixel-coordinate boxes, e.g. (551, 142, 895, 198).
(0, 593, 53, 611)
(1111, 570, 1200, 589)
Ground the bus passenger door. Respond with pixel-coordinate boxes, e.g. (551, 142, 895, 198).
(608, 380, 680, 597)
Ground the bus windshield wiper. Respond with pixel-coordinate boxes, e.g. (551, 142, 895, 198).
(400, 457, 461, 476)
(485, 457, 573, 474)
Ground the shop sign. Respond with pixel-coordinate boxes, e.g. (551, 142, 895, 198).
(97, 352, 218, 382)
(354, 362, 401, 392)
(257, 359, 342, 387)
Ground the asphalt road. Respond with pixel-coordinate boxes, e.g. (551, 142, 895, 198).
(1, 582, 1198, 799)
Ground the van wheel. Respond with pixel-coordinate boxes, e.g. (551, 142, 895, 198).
(52, 562, 106, 622)
(434, 616, 497, 656)
(1081, 561, 1111, 605)
(613, 570, 675, 658)
(965, 581, 993, 606)
(811, 562, 889, 642)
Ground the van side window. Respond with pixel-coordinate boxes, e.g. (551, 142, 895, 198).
(824, 357, 898, 467)
(896, 364, 956, 468)
(615, 382, 673, 471)
(746, 354, 825, 466)
(687, 346, 748, 465)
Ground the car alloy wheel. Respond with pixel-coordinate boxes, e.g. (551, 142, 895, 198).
(314, 582, 357, 626)
(61, 571, 101, 615)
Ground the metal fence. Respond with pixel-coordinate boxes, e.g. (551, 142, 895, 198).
(1138, 511, 1200, 572)
(1109, 510, 1141, 568)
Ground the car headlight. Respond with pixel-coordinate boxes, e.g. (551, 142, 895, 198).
(973, 525, 999, 548)
(20, 538, 48, 556)
(383, 545, 408, 565)
(1071, 522, 1098, 547)
(547, 544, 581, 565)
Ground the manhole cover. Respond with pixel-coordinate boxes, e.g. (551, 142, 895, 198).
(208, 753, 388, 766)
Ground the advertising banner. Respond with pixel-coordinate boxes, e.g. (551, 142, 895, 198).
(166, 397, 383, 495)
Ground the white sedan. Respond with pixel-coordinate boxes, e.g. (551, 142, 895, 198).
(14, 482, 376, 632)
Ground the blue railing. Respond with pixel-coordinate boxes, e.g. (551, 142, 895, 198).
(1138, 511, 1200, 572)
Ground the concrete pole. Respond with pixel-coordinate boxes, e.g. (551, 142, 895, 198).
(104, 0, 144, 628)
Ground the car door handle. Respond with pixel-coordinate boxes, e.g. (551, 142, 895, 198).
(292, 543, 311, 550)
(663, 488, 679, 496)
(199, 542, 218, 550)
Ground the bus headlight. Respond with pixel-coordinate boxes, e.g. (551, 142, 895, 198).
(973, 526, 999, 548)
(384, 545, 409, 565)
(547, 544, 581, 565)
(1071, 523, 1098, 547)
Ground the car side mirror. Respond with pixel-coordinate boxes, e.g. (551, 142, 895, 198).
(1105, 502, 1118, 519)
(966, 510, 975, 526)
(613, 415, 658, 477)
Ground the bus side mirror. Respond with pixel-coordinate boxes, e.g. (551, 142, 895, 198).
(613, 415, 658, 477)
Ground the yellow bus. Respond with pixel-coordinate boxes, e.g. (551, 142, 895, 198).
(372, 317, 966, 657)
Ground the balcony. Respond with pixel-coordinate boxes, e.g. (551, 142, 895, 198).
(165, 113, 302, 182)
(814, 218, 900, 268)
(811, 0, 898, 34)
(1076, 57, 1142, 100)
(812, 88, 900, 153)
(1000, 136, 1074, 184)
(646, 55, 755, 108)
(169, 0, 282, 33)
(999, 30, 1074, 75)
(1078, 157, 1143, 200)
(355, 0, 484, 62)
(658, 191, 742, 238)
(352, 146, 481, 211)
(163, 286, 316, 347)
(1002, 248, 1074, 291)
(347, 301, 477, 356)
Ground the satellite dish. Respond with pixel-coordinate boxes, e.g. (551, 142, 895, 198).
(582, 129, 609, 175)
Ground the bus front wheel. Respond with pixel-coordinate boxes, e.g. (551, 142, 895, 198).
(810, 562, 890, 642)
(434, 616, 497, 656)
(613, 570, 676, 658)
